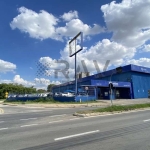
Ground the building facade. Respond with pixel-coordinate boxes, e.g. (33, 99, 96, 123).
(53, 64, 150, 100)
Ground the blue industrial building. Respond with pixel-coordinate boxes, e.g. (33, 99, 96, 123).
(53, 64, 150, 100)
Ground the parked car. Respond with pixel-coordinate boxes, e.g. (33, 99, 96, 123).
(54, 92, 62, 96)
(61, 92, 75, 97)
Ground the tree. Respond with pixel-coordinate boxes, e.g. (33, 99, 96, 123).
(0, 83, 36, 99)
(47, 84, 55, 92)
(37, 89, 46, 93)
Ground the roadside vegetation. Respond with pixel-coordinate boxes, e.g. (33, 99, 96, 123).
(0, 83, 37, 99)
(0, 83, 55, 99)
(78, 103, 150, 114)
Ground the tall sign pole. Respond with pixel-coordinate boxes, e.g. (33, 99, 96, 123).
(75, 39, 77, 97)
(69, 32, 83, 101)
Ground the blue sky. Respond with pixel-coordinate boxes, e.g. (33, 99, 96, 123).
(0, 0, 150, 89)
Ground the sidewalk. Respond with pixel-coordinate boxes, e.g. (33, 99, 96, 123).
(2, 98, 150, 108)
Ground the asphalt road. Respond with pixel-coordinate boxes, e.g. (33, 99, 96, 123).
(0, 105, 150, 150)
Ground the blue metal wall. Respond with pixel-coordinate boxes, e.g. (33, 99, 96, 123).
(131, 72, 150, 98)
(52, 64, 150, 99)
(97, 72, 132, 82)
(53, 80, 91, 93)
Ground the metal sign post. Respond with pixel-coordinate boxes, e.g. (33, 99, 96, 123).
(109, 82, 113, 105)
(75, 52, 77, 97)
(69, 32, 83, 101)
(85, 86, 89, 106)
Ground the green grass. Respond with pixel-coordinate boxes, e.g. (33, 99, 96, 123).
(78, 103, 150, 114)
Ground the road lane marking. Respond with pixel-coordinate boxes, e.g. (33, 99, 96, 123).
(49, 114, 66, 118)
(0, 121, 4, 123)
(20, 118, 37, 121)
(144, 119, 150, 122)
(54, 130, 100, 141)
(49, 120, 63, 124)
(0, 128, 8, 131)
(21, 124, 38, 127)
(69, 118, 80, 121)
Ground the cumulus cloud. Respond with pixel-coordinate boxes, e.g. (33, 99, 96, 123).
(39, 39, 136, 80)
(61, 11, 78, 21)
(56, 19, 104, 38)
(10, 7, 60, 40)
(13, 75, 34, 86)
(34, 78, 60, 89)
(0, 75, 60, 90)
(10, 7, 104, 41)
(0, 59, 16, 73)
(0, 80, 12, 84)
(34, 78, 60, 85)
(13, 75, 60, 89)
(101, 0, 150, 48)
(61, 39, 135, 68)
(144, 44, 150, 52)
(126, 58, 150, 67)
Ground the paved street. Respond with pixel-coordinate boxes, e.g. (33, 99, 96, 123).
(0, 105, 150, 150)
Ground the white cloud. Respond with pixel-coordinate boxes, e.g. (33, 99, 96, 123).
(61, 11, 78, 21)
(10, 7, 104, 41)
(101, 0, 150, 48)
(10, 7, 60, 40)
(0, 80, 12, 84)
(0, 59, 16, 73)
(0, 75, 60, 90)
(38, 39, 136, 80)
(38, 57, 71, 80)
(34, 78, 60, 89)
(56, 19, 104, 38)
(13, 75, 60, 89)
(61, 39, 135, 68)
(13, 75, 34, 86)
(144, 44, 150, 52)
(34, 78, 60, 90)
(126, 58, 150, 67)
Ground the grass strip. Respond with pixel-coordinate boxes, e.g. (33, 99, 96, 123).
(78, 103, 150, 114)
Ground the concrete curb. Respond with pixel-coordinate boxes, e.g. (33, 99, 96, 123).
(73, 108, 150, 117)
(73, 113, 86, 117)
(0, 108, 4, 114)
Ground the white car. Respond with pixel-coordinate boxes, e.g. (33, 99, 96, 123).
(54, 92, 62, 96)
(61, 92, 75, 97)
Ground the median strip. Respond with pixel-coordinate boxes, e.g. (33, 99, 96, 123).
(75, 103, 150, 117)
(54, 130, 100, 141)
